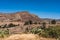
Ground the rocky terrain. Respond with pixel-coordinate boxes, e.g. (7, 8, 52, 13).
(0, 11, 60, 34)
(0, 11, 42, 34)
(0, 11, 60, 40)
(0, 11, 41, 22)
(0, 11, 59, 24)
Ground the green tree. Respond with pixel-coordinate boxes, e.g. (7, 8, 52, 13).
(29, 20, 32, 24)
(51, 20, 56, 24)
(41, 22, 46, 29)
(24, 20, 32, 25)
(8, 23, 16, 27)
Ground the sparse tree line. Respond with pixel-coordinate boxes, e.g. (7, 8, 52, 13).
(24, 19, 56, 25)
(0, 23, 19, 28)
(0, 19, 56, 28)
(24, 20, 40, 25)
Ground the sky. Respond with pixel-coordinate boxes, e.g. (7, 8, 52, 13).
(0, 0, 60, 19)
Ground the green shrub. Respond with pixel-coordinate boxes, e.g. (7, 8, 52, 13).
(0, 23, 16, 28)
(30, 26, 60, 38)
(29, 20, 32, 24)
(41, 31, 49, 38)
(2, 24, 7, 28)
(4, 29, 9, 35)
(48, 30, 58, 38)
(30, 27, 43, 35)
(24, 20, 32, 25)
(41, 22, 46, 29)
(51, 20, 56, 24)
(43, 26, 60, 38)
(24, 21, 29, 25)
(0, 29, 9, 38)
(8, 23, 16, 27)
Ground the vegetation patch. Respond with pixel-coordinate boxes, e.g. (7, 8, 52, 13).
(0, 29, 9, 38)
(25, 26, 60, 39)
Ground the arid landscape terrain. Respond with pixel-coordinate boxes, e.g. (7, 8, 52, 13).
(0, 11, 60, 40)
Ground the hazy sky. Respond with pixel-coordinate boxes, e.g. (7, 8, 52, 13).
(0, 0, 60, 19)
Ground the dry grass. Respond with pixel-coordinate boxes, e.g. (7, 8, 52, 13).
(0, 34, 56, 40)
(5, 34, 39, 40)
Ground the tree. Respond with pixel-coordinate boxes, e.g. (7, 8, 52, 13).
(24, 21, 29, 25)
(24, 20, 32, 25)
(29, 20, 32, 24)
(51, 20, 56, 24)
(41, 22, 46, 29)
(8, 23, 16, 27)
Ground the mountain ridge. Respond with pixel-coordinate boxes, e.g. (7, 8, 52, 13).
(0, 11, 59, 23)
(0, 11, 41, 23)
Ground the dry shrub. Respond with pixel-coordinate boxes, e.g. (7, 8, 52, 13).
(6, 34, 40, 40)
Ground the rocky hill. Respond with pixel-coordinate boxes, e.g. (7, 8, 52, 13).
(0, 11, 41, 23)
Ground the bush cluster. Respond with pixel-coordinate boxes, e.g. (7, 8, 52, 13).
(8, 23, 17, 27)
(29, 26, 60, 38)
(0, 23, 17, 28)
(0, 29, 9, 38)
(24, 20, 32, 25)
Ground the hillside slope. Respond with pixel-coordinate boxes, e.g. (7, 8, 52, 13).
(0, 11, 41, 23)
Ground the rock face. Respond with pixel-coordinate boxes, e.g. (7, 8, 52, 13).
(0, 11, 41, 23)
